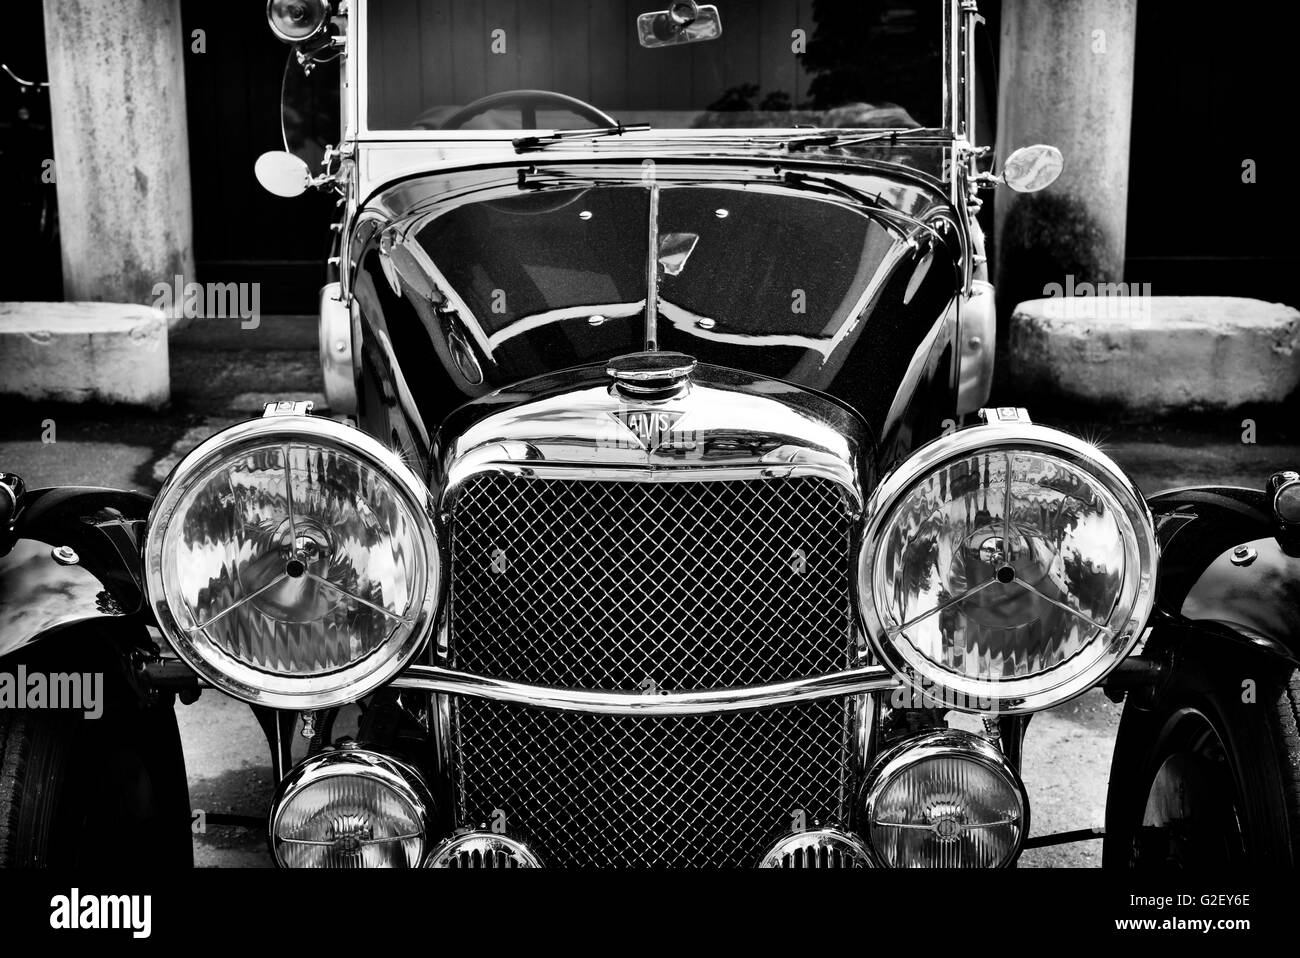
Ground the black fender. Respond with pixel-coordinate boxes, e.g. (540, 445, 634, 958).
(0, 485, 155, 665)
(1145, 484, 1300, 666)
(1, 486, 192, 865)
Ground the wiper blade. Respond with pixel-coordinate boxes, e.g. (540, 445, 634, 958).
(784, 126, 947, 153)
(513, 123, 651, 154)
(779, 170, 943, 244)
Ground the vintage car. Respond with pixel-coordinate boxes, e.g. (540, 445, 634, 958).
(2, 0, 1299, 869)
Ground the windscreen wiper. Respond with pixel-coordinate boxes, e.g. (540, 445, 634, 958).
(784, 126, 947, 153)
(513, 123, 651, 154)
(779, 170, 945, 245)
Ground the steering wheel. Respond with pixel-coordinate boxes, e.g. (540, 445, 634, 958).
(438, 89, 618, 131)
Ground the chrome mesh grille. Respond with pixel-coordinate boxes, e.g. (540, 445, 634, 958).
(447, 472, 858, 867)
(453, 697, 853, 868)
(447, 474, 856, 688)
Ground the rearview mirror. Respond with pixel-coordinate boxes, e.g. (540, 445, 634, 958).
(255, 150, 311, 198)
(1000, 145, 1064, 193)
(637, 1, 723, 48)
(658, 232, 700, 276)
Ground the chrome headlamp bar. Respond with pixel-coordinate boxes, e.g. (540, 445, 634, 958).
(390, 663, 899, 715)
(146, 658, 900, 715)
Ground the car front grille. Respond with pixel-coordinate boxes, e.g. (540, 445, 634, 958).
(452, 697, 854, 868)
(446, 472, 859, 867)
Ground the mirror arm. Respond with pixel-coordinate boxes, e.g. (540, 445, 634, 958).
(305, 144, 348, 193)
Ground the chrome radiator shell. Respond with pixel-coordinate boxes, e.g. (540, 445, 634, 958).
(428, 361, 874, 867)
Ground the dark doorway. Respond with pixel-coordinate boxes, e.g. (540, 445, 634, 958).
(1126, 1, 1300, 307)
(181, 1, 335, 313)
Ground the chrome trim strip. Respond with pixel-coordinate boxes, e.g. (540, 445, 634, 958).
(962, 0, 978, 142)
(446, 461, 865, 497)
(390, 663, 899, 715)
(645, 181, 660, 349)
(318, 282, 357, 414)
(943, 0, 956, 135)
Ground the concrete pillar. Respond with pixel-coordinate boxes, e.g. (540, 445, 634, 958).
(42, 0, 194, 309)
(993, 0, 1137, 317)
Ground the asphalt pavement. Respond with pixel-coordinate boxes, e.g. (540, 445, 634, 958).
(3, 315, 1298, 868)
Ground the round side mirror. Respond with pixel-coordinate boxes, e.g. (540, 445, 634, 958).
(255, 150, 311, 198)
(1001, 145, 1064, 193)
(267, 0, 329, 43)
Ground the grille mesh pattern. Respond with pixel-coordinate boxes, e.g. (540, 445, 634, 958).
(448, 474, 855, 688)
(454, 697, 853, 868)
(447, 473, 858, 867)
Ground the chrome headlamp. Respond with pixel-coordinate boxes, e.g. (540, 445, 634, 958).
(858, 415, 1157, 714)
(145, 412, 439, 709)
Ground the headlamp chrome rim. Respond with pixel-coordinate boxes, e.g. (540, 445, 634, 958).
(144, 413, 440, 709)
(857, 421, 1158, 714)
(269, 747, 435, 868)
(860, 728, 1029, 868)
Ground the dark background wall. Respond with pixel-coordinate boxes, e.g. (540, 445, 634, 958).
(370, 0, 818, 127)
(1124, 0, 1299, 305)
(366, 0, 945, 128)
(1, 1, 1296, 313)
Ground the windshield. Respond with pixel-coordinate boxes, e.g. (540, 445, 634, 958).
(363, 0, 944, 134)
(407, 177, 952, 388)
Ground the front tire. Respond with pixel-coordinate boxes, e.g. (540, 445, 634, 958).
(0, 683, 193, 868)
(1104, 633, 1300, 867)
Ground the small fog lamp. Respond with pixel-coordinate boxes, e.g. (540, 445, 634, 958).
(271, 749, 434, 868)
(862, 730, 1027, 868)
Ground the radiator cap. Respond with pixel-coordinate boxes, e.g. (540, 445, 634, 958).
(606, 351, 696, 397)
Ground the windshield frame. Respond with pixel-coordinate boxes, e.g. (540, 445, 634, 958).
(348, 0, 967, 144)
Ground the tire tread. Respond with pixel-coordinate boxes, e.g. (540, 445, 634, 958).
(0, 712, 32, 865)
(1272, 672, 1300, 851)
